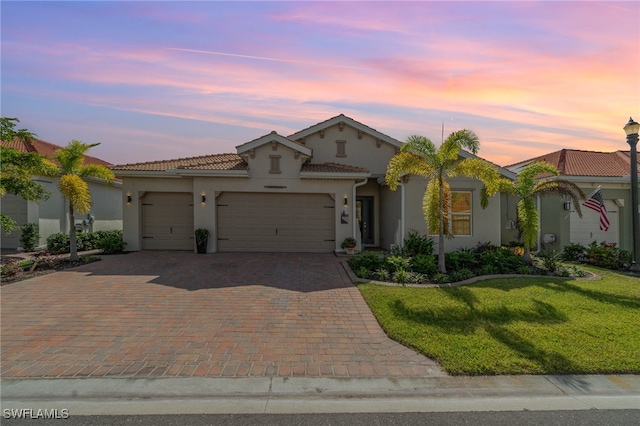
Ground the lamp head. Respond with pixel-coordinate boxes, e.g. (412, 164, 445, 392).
(624, 117, 640, 136)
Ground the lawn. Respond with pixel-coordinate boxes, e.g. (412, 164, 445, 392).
(357, 267, 640, 375)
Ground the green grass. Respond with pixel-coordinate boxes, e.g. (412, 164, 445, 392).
(357, 267, 640, 375)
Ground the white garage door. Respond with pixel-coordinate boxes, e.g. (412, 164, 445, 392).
(141, 192, 194, 250)
(570, 199, 618, 246)
(217, 192, 335, 252)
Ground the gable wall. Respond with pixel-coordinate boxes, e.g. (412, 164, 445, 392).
(299, 124, 397, 175)
(245, 143, 305, 179)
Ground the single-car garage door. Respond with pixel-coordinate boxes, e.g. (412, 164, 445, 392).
(570, 199, 618, 246)
(142, 192, 194, 250)
(217, 192, 335, 252)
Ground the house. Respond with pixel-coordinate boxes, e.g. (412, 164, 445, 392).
(506, 149, 639, 252)
(113, 114, 515, 253)
(0, 137, 123, 250)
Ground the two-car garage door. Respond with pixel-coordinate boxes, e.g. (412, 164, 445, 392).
(217, 192, 335, 252)
(141, 192, 336, 252)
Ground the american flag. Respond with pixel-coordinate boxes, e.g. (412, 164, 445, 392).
(583, 187, 610, 231)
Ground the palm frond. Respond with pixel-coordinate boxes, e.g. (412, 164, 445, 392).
(58, 174, 91, 213)
(79, 164, 115, 184)
(424, 178, 452, 237)
(517, 197, 539, 250)
(533, 178, 586, 217)
(401, 135, 438, 160)
(55, 140, 100, 173)
(439, 129, 479, 163)
(385, 151, 435, 190)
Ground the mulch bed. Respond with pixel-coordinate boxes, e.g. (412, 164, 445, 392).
(0, 255, 100, 285)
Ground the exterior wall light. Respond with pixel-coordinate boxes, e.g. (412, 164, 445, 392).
(126, 193, 132, 205)
(201, 191, 206, 206)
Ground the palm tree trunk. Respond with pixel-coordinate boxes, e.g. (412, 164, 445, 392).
(69, 204, 78, 261)
(523, 247, 532, 265)
(438, 174, 446, 274)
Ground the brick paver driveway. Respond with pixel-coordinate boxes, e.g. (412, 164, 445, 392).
(1, 252, 445, 378)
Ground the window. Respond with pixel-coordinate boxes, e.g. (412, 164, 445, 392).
(269, 155, 281, 174)
(450, 192, 471, 236)
(430, 191, 472, 236)
(336, 140, 346, 157)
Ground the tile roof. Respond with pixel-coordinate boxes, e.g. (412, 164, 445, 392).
(111, 154, 247, 171)
(301, 162, 369, 174)
(507, 149, 637, 177)
(1, 137, 112, 167)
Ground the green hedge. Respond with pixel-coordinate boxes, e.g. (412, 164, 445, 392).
(46, 230, 126, 254)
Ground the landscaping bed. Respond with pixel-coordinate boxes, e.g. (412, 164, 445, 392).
(0, 252, 101, 285)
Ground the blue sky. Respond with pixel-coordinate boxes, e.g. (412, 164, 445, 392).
(2, 1, 639, 166)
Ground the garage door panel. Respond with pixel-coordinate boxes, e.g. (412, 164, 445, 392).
(142, 192, 194, 250)
(570, 199, 618, 246)
(217, 192, 335, 252)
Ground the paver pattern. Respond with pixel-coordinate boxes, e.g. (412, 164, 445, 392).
(1, 252, 445, 378)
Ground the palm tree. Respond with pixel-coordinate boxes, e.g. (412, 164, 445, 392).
(385, 130, 504, 274)
(505, 161, 584, 264)
(50, 140, 114, 261)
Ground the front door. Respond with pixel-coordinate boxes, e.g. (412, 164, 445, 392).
(356, 196, 374, 245)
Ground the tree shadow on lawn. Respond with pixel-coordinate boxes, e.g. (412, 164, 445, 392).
(476, 277, 640, 310)
(389, 293, 577, 372)
(390, 292, 568, 335)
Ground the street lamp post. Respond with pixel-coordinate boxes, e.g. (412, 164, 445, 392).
(623, 117, 640, 273)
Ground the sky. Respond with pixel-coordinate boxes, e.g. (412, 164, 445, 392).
(1, 1, 639, 167)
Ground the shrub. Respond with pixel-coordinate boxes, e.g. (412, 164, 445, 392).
(585, 241, 631, 270)
(1, 259, 22, 277)
(449, 268, 475, 282)
(97, 230, 126, 254)
(47, 232, 70, 254)
(386, 256, 411, 273)
(408, 272, 427, 284)
(445, 248, 476, 271)
(373, 269, 390, 281)
(356, 266, 370, 279)
(476, 247, 525, 273)
(432, 273, 451, 284)
(392, 269, 410, 284)
(348, 252, 385, 274)
(403, 230, 434, 257)
(20, 223, 39, 252)
(411, 254, 437, 276)
(47, 230, 125, 254)
(539, 250, 562, 274)
(561, 243, 587, 262)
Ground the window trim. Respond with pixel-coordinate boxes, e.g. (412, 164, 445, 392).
(429, 190, 473, 237)
(336, 140, 346, 158)
(269, 155, 281, 174)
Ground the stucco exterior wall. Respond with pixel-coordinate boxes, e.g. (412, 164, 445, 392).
(539, 184, 633, 252)
(2, 177, 122, 249)
(124, 175, 358, 253)
(403, 176, 502, 252)
(299, 124, 398, 175)
(244, 143, 306, 179)
(379, 184, 402, 250)
(500, 192, 520, 246)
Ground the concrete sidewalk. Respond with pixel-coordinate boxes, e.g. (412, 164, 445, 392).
(2, 375, 639, 415)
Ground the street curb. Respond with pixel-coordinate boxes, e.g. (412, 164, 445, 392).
(2, 375, 639, 415)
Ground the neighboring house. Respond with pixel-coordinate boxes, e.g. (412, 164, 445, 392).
(0, 137, 122, 250)
(506, 149, 639, 253)
(113, 114, 515, 253)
